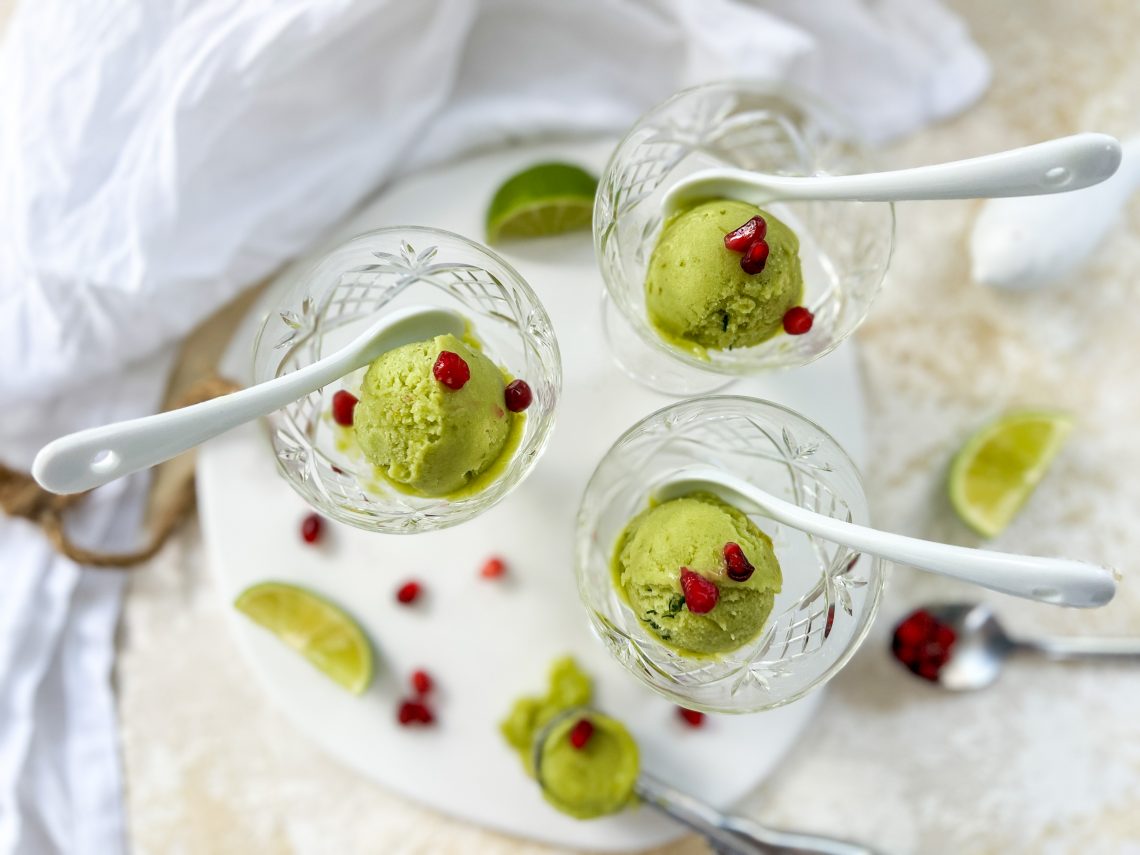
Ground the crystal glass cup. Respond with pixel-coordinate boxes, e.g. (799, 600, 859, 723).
(575, 396, 884, 713)
(594, 80, 895, 395)
(252, 227, 561, 534)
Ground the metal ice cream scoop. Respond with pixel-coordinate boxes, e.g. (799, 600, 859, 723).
(533, 708, 883, 855)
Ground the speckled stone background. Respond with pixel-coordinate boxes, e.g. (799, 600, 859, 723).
(23, 1, 1138, 852)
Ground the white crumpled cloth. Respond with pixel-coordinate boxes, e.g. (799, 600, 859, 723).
(0, 1, 988, 852)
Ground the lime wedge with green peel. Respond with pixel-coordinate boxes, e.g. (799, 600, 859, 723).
(485, 162, 598, 243)
(949, 410, 1074, 538)
(235, 581, 373, 694)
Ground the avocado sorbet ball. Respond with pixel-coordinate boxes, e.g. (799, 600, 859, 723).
(354, 333, 511, 496)
(613, 492, 782, 656)
(645, 199, 804, 351)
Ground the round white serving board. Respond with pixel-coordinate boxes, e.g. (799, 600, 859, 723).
(198, 139, 868, 852)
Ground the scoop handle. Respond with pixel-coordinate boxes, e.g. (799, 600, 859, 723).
(32, 352, 354, 495)
(659, 467, 1116, 609)
(666, 133, 1122, 207)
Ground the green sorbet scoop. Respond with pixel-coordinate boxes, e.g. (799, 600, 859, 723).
(646, 199, 804, 353)
(354, 333, 511, 496)
(613, 492, 782, 656)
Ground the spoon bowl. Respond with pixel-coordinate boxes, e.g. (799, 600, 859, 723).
(898, 602, 1140, 691)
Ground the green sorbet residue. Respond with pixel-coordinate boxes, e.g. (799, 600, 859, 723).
(645, 199, 804, 357)
(536, 710, 639, 820)
(500, 657, 639, 820)
(611, 492, 782, 656)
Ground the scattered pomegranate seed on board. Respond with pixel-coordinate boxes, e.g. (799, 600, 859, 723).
(300, 513, 323, 544)
(396, 581, 422, 605)
(480, 557, 507, 579)
(397, 699, 434, 726)
(677, 707, 705, 728)
(411, 670, 433, 695)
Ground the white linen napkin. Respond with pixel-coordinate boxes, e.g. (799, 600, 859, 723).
(0, 1, 988, 852)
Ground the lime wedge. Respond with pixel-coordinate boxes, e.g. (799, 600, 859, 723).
(949, 410, 1074, 538)
(485, 162, 597, 243)
(235, 581, 373, 694)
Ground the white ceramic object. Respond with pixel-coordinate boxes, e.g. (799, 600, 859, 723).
(664, 133, 1121, 214)
(196, 140, 870, 852)
(32, 306, 464, 495)
(971, 134, 1140, 290)
(656, 466, 1115, 608)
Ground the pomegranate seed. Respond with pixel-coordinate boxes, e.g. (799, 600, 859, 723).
(679, 568, 719, 614)
(677, 707, 705, 728)
(723, 215, 767, 252)
(396, 580, 422, 605)
(568, 718, 594, 749)
(432, 351, 471, 390)
(782, 306, 814, 335)
(410, 670, 433, 695)
(397, 699, 434, 726)
(300, 513, 323, 544)
(504, 379, 533, 412)
(916, 661, 940, 682)
(480, 557, 506, 579)
(740, 239, 770, 274)
(331, 390, 359, 426)
(890, 608, 957, 682)
(723, 542, 755, 582)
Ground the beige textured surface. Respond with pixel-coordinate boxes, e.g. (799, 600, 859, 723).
(117, 2, 1140, 853)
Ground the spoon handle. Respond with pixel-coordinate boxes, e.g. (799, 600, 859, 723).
(636, 774, 881, 855)
(666, 468, 1115, 608)
(1017, 636, 1140, 661)
(32, 351, 357, 495)
(671, 133, 1121, 205)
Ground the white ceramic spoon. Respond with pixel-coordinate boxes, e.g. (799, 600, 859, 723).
(33, 305, 466, 495)
(655, 466, 1116, 609)
(971, 134, 1140, 290)
(662, 133, 1122, 215)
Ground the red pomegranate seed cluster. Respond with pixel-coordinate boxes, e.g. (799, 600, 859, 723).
(398, 669, 437, 727)
(677, 707, 706, 728)
(331, 390, 358, 426)
(300, 513, 323, 545)
(480, 556, 506, 579)
(395, 580, 422, 605)
(568, 717, 595, 749)
(504, 379, 533, 412)
(724, 215, 770, 274)
(432, 351, 471, 390)
(891, 608, 957, 681)
(679, 568, 719, 614)
(782, 305, 814, 336)
(397, 699, 434, 725)
(722, 542, 755, 582)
